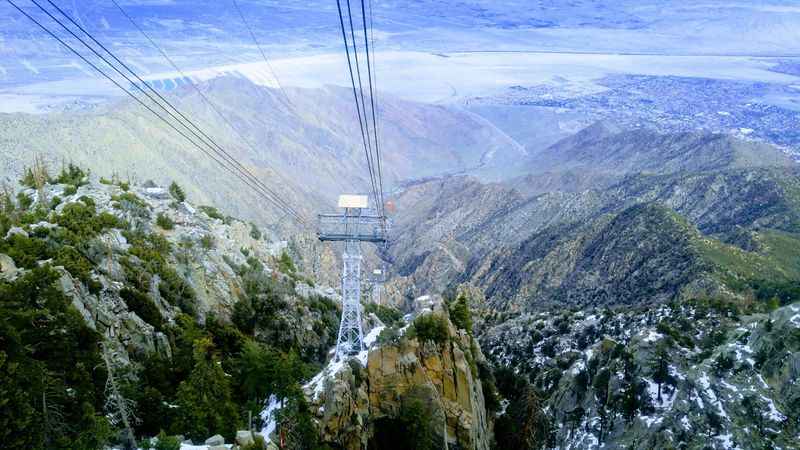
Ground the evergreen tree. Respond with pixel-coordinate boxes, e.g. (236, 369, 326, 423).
(278, 251, 296, 274)
(236, 340, 306, 406)
(619, 350, 649, 423)
(650, 344, 670, 404)
(175, 338, 239, 441)
(495, 386, 551, 450)
(169, 182, 186, 203)
(449, 293, 473, 335)
(0, 266, 111, 449)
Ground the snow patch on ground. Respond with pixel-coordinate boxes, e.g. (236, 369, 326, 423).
(698, 372, 728, 419)
(570, 358, 586, 376)
(714, 433, 740, 449)
(680, 415, 691, 431)
(760, 395, 787, 422)
(669, 365, 686, 381)
(640, 415, 664, 428)
(642, 329, 664, 343)
(356, 326, 385, 365)
(756, 374, 770, 389)
(259, 395, 282, 443)
(645, 378, 675, 410)
(305, 358, 347, 401)
(719, 379, 740, 397)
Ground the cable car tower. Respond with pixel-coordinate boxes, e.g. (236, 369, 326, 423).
(369, 268, 384, 305)
(318, 194, 387, 360)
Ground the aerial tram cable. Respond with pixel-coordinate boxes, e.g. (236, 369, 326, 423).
(344, 0, 382, 209)
(7, 0, 307, 227)
(38, 0, 306, 226)
(335, 0, 381, 212)
(108, 0, 306, 224)
(230, 0, 297, 113)
(359, 0, 385, 217)
(365, 0, 390, 249)
(6, 1, 279, 219)
(42, 0, 308, 225)
(35, 0, 297, 219)
(343, 0, 381, 213)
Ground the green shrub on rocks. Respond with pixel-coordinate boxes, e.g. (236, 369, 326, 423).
(277, 251, 296, 274)
(200, 234, 215, 249)
(199, 205, 224, 221)
(249, 223, 261, 240)
(156, 213, 175, 230)
(0, 232, 51, 269)
(55, 163, 89, 187)
(448, 293, 473, 335)
(16, 192, 33, 210)
(363, 302, 402, 327)
(112, 192, 148, 209)
(54, 245, 101, 293)
(408, 314, 449, 345)
(240, 435, 268, 450)
(154, 431, 180, 450)
(168, 182, 186, 203)
(120, 287, 164, 331)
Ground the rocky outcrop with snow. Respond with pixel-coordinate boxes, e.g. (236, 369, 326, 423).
(296, 296, 493, 450)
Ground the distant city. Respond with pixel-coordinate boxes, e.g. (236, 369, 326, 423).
(468, 73, 800, 159)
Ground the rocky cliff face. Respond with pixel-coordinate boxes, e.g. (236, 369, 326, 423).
(1, 172, 339, 380)
(304, 297, 492, 450)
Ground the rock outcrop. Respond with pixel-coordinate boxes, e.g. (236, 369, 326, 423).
(307, 297, 492, 449)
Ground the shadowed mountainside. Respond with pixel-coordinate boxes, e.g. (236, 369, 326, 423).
(385, 124, 800, 310)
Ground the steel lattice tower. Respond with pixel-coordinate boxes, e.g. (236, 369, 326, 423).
(369, 268, 385, 305)
(318, 195, 387, 360)
(338, 240, 364, 356)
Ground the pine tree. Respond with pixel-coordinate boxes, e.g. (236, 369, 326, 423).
(169, 182, 186, 203)
(495, 386, 551, 450)
(449, 294, 473, 335)
(651, 344, 670, 404)
(278, 251, 296, 274)
(102, 344, 138, 450)
(0, 266, 111, 449)
(619, 350, 647, 423)
(175, 337, 239, 441)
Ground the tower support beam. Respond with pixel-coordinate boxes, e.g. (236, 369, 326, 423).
(335, 240, 364, 357)
(318, 195, 387, 361)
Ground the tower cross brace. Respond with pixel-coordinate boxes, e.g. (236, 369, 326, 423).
(318, 195, 387, 361)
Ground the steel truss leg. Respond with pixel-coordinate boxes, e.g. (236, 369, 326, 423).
(335, 240, 364, 360)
